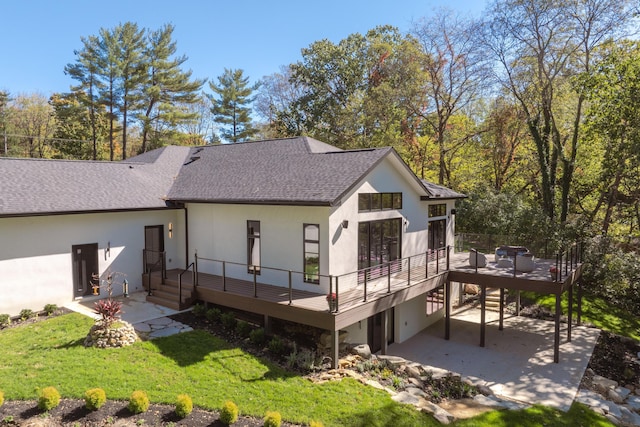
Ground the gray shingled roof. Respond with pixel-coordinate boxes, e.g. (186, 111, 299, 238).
(167, 137, 414, 206)
(0, 146, 191, 217)
(421, 180, 466, 200)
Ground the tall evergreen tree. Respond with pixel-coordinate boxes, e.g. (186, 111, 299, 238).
(207, 68, 259, 143)
(96, 26, 122, 161)
(117, 22, 146, 159)
(139, 24, 205, 153)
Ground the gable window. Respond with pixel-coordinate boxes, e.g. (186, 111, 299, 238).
(303, 224, 320, 284)
(358, 193, 402, 212)
(428, 204, 446, 217)
(247, 220, 261, 274)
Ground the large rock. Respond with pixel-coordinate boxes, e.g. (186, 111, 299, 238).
(84, 320, 137, 348)
(351, 344, 371, 359)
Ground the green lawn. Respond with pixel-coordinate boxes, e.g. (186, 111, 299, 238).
(0, 312, 616, 426)
(521, 292, 640, 341)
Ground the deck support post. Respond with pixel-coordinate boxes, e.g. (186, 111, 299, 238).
(499, 288, 504, 331)
(577, 280, 583, 326)
(567, 283, 573, 342)
(330, 329, 339, 369)
(554, 292, 561, 363)
(480, 284, 486, 347)
(515, 290, 520, 316)
(445, 279, 451, 340)
(381, 309, 389, 355)
(264, 315, 272, 335)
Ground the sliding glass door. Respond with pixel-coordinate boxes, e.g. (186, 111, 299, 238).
(358, 218, 402, 279)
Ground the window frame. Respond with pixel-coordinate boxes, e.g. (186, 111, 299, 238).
(247, 220, 261, 274)
(358, 192, 402, 212)
(303, 223, 320, 284)
(428, 203, 447, 218)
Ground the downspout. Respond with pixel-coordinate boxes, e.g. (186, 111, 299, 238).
(184, 205, 189, 268)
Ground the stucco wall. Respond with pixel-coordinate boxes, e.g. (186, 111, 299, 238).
(0, 209, 183, 316)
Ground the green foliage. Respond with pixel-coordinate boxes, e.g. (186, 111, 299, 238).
(263, 410, 282, 427)
(207, 68, 259, 143)
(206, 308, 221, 323)
(0, 314, 10, 329)
(192, 303, 206, 317)
(128, 390, 150, 414)
(84, 388, 107, 411)
(43, 304, 58, 316)
(235, 320, 252, 338)
(175, 394, 193, 418)
(219, 400, 239, 425)
(249, 328, 266, 346)
(38, 386, 61, 411)
(0, 390, 4, 407)
(309, 421, 324, 427)
(267, 336, 285, 355)
(220, 312, 237, 330)
(19, 309, 35, 321)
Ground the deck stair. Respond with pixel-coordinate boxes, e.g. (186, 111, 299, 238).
(142, 270, 196, 311)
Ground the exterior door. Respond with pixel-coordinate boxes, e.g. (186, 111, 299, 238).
(72, 243, 99, 298)
(358, 218, 402, 280)
(144, 225, 164, 271)
(367, 309, 394, 354)
(428, 219, 446, 251)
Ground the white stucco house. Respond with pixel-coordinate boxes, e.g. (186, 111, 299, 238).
(0, 137, 465, 361)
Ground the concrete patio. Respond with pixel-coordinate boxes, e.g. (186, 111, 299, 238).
(388, 305, 600, 411)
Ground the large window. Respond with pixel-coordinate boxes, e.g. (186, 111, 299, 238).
(247, 220, 261, 274)
(303, 224, 319, 284)
(428, 203, 447, 217)
(359, 193, 402, 212)
(358, 218, 402, 281)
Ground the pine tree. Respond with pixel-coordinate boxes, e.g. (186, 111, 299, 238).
(207, 68, 259, 143)
(139, 24, 205, 153)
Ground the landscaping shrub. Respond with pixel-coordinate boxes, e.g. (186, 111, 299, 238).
(249, 328, 266, 346)
(192, 303, 207, 317)
(0, 314, 10, 329)
(128, 390, 150, 414)
(263, 410, 282, 427)
(206, 307, 221, 323)
(220, 311, 237, 330)
(309, 421, 324, 427)
(84, 388, 107, 411)
(236, 320, 252, 338)
(175, 394, 193, 418)
(219, 400, 239, 425)
(268, 337, 285, 355)
(38, 386, 61, 411)
(43, 304, 58, 316)
(0, 390, 4, 407)
(19, 309, 35, 321)
(93, 299, 123, 325)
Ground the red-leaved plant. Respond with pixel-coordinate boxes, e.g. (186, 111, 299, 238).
(94, 299, 122, 326)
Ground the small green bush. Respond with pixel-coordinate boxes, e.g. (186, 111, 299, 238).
(0, 390, 4, 407)
(192, 303, 207, 317)
(206, 307, 221, 322)
(38, 386, 61, 411)
(235, 320, 252, 338)
(249, 328, 266, 346)
(0, 314, 10, 329)
(263, 410, 281, 427)
(128, 390, 150, 414)
(309, 421, 324, 427)
(219, 400, 239, 425)
(19, 309, 35, 321)
(220, 312, 237, 330)
(85, 388, 106, 411)
(268, 337, 285, 355)
(43, 304, 58, 316)
(175, 394, 193, 418)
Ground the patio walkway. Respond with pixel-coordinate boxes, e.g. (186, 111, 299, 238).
(387, 306, 600, 411)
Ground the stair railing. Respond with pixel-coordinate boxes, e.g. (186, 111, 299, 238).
(178, 262, 196, 309)
(143, 250, 166, 296)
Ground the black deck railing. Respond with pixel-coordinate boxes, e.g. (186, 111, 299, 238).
(142, 249, 166, 296)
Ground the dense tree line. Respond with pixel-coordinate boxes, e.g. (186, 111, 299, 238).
(2, 0, 639, 252)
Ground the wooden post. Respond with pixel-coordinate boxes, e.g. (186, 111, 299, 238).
(554, 292, 561, 363)
(577, 280, 582, 326)
(222, 261, 226, 292)
(264, 315, 272, 334)
(381, 309, 388, 355)
(288, 271, 292, 305)
(445, 279, 451, 340)
(567, 282, 573, 342)
(499, 288, 505, 331)
(480, 284, 486, 347)
(331, 329, 339, 369)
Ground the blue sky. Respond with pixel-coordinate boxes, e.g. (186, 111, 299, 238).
(0, 0, 487, 96)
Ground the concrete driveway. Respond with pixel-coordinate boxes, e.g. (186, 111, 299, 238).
(387, 307, 600, 411)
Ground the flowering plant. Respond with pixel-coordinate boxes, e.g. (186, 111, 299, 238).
(549, 266, 559, 280)
(326, 292, 337, 302)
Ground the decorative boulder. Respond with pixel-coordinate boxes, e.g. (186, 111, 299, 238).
(469, 250, 487, 268)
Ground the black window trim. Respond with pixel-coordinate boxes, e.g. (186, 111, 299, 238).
(303, 223, 320, 284)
